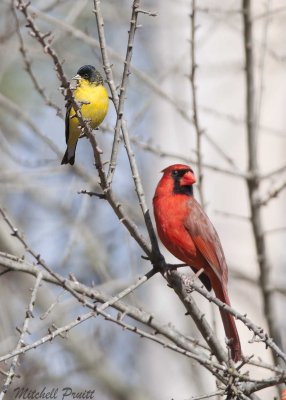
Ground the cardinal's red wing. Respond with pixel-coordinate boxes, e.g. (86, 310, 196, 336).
(184, 197, 228, 282)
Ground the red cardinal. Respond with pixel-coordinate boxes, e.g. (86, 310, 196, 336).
(153, 164, 241, 362)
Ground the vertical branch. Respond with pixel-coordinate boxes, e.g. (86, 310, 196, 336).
(191, 0, 220, 351)
(93, 0, 161, 261)
(242, 0, 283, 366)
(190, 0, 205, 207)
(255, 0, 270, 134)
(107, 0, 140, 185)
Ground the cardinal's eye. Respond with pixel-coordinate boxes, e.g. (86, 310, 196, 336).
(171, 170, 179, 177)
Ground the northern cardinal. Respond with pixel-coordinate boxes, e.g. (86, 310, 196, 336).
(153, 164, 241, 362)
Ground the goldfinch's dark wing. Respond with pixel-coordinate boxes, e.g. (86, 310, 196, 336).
(65, 101, 71, 145)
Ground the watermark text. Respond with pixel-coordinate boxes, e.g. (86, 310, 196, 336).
(14, 386, 96, 400)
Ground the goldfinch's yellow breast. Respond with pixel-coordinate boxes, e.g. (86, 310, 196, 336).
(72, 78, 109, 129)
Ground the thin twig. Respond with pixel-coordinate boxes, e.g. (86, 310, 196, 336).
(106, 0, 141, 185)
(96, 308, 225, 377)
(130, 136, 249, 179)
(0, 252, 211, 356)
(0, 306, 226, 386)
(254, 0, 270, 142)
(0, 233, 226, 369)
(0, 268, 157, 362)
(260, 163, 286, 181)
(0, 260, 213, 372)
(190, 0, 205, 206)
(188, 280, 286, 364)
(200, 104, 286, 138)
(257, 181, 286, 207)
(187, 391, 224, 400)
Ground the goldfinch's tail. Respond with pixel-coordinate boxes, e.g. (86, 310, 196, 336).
(61, 145, 77, 165)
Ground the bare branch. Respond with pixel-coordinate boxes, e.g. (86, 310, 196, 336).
(189, 280, 286, 364)
(190, 0, 205, 206)
(0, 252, 212, 356)
(166, 271, 228, 364)
(106, 0, 141, 185)
(257, 181, 286, 207)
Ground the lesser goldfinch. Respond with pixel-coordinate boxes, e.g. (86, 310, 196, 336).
(61, 65, 109, 165)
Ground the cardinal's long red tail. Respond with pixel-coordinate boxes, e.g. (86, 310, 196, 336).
(213, 283, 241, 362)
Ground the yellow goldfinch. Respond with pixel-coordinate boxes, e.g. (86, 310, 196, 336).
(61, 65, 109, 165)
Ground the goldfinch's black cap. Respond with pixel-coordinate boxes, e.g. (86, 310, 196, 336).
(77, 65, 104, 85)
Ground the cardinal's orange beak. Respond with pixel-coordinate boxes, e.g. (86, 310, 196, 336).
(180, 171, 196, 186)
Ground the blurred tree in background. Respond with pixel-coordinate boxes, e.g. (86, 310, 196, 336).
(0, 1, 286, 399)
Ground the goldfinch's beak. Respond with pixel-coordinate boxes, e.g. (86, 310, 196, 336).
(70, 74, 81, 90)
(72, 74, 81, 81)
